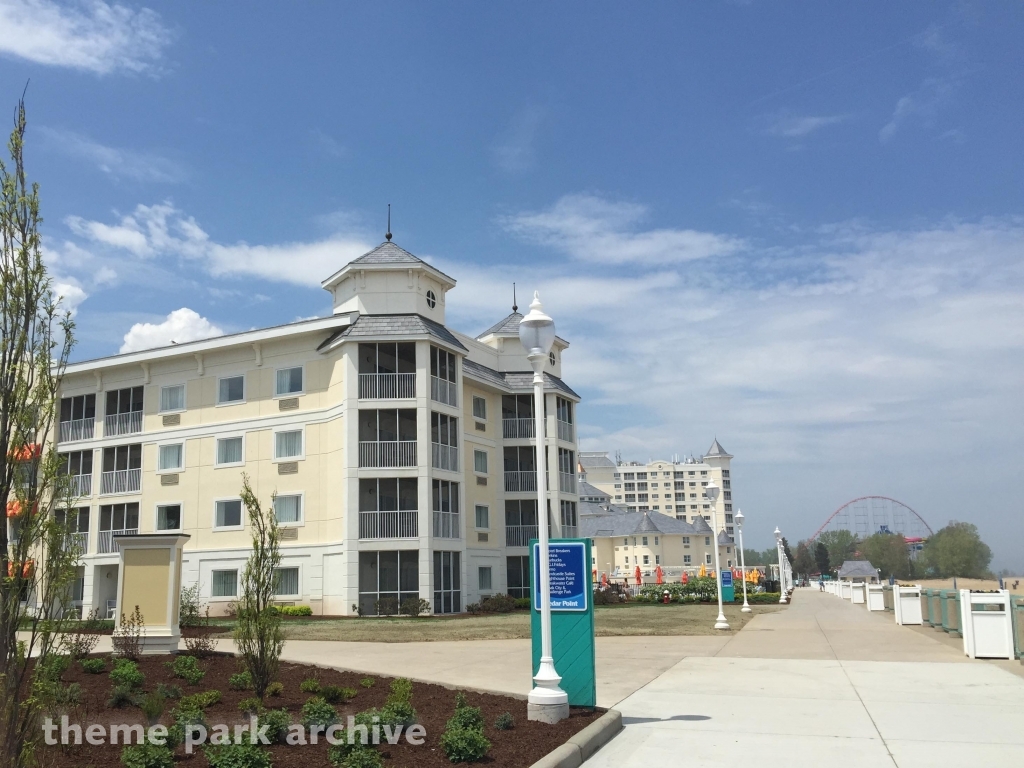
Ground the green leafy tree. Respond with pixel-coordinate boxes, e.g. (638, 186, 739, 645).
(813, 542, 830, 575)
(920, 522, 992, 579)
(817, 530, 858, 571)
(742, 548, 766, 565)
(781, 537, 794, 569)
(233, 475, 284, 699)
(793, 541, 815, 577)
(857, 533, 913, 580)
(0, 96, 79, 768)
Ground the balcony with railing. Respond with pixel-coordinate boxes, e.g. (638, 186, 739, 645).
(430, 376, 457, 407)
(100, 468, 141, 495)
(431, 443, 458, 472)
(99, 528, 138, 554)
(559, 472, 577, 494)
(58, 418, 94, 443)
(557, 419, 574, 442)
(358, 441, 417, 469)
(358, 510, 418, 539)
(68, 474, 92, 497)
(359, 372, 415, 399)
(104, 411, 143, 437)
(504, 471, 537, 493)
(433, 511, 460, 539)
(502, 418, 535, 439)
(66, 531, 89, 555)
(506, 524, 539, 547)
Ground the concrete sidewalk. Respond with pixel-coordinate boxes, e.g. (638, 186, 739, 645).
(583, 588, 1024, 768)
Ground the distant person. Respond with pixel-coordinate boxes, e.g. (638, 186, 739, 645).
(819, 577, 824, 592)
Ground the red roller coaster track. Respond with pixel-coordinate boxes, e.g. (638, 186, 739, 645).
(809, 496, 933, 541)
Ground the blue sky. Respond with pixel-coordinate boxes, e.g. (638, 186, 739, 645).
(1, 1, 1022, 566)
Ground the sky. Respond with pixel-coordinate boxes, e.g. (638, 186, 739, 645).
(0, 1, 1022, 568)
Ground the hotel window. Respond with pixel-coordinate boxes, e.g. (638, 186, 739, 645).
(725, 514, 733, 523)
(656, 555, 661, 564)
(688, 471, 695, 476)
(158, 443, 183, 472)
(637, 494, 648, 502)
(701, 471, 707, 476)
(274, 567, 300, 596)
(636, 472, 647, 480)
(475, 504, 489, 529)
(623, 473, 634, 480)
(216, 437, 243, 466)
(472, 396, 487, 420)
(159, 384, 185, 413)
(637, 482, 648, 491)
(705, 536, 711, 546)
(211, 570, 238, 598)
(655, 536, 659, 545)
(642, 536, 648, 546)
(684, 555, 692, 565)
(359, 550, 419, 615)
(275, 430, 303, 460)
(215, 499, 242, 529)
(723, 470, 730, 477)
(625, 494, 635, 503)
(683, 536, 690, 544)
(276, 366, 303, 396)
(474, 449, 488, 474)
(218, 375, 245, 404)
(275, 494, 302, 524)
(624, 483, 635, 491)
(705, 554, 712, 565)
(478, 566, 492, 592)
(643, 555, 649, 565)
(156, 504, 181, 531)
(433, 551, 461, 614)
(506, 555, 530, 599)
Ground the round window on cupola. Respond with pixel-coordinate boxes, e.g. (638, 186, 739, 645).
(426, 290, 436, 309)
(549, 351, 556, 367)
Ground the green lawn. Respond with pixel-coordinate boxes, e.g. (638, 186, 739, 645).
(211, 602, 780, 643)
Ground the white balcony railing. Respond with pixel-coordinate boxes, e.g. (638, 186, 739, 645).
(100, 468, 141, 495)
(433, 511, 461, 539)
(557, 420, 574, 442)
(430, 376, 457, 407)
(358, 441, 417, 468)
(559, 472, 577, 494)
(502, 418, 535, 439)
(99, 528, 138, 554)
(504, 471, 537, 493)
(358, 510, 418, 539)
(506, 524, 539, 547)
(104, 411, 143, 437)
(58, 418, 94, 443)
(66, 531, 89, 555)
(67, 473, 92, 497)
(431, 443, 458, 472)
(359, 372, 415, 399)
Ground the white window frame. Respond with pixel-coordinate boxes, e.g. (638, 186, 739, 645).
(478, 566, 492, 592)
(273, 426, 305, 462)
(216, 374, 246, 406)
(273, 564, 301, 598)
(156, 441, 185, 473)
(474, 504, 489, 530)
(215, 434, 246, 468)
(154, 501, 183, 532)
(210, 568, 239, 601)
(472, 395, 487, 420)
(684, 554, 691, 565)
(159, 383, 186, 414)
(274, 364, 305, 398)
(273, 491, 304, 527)
(473, 449, 488, 474)
(213, 497, 245, 531)
(705, 553, 712, 565)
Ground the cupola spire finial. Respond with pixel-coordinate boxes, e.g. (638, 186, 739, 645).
(385, 203, 392, 241)
(512, 282, 517, 313)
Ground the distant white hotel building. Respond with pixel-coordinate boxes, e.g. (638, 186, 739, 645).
(46, 239, 582, 617)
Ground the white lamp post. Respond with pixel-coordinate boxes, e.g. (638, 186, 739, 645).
(774, 527, 788, 604)
(519, 292, 569, 724)
(704, 479, 729, 630)
(735, 509, 751, 613)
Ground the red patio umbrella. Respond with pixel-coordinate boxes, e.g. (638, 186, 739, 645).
(682, 570, 689, 584)
(601, 571, 609, 587)
(655, 565, 664, 584)
(634, 566, 642, 585)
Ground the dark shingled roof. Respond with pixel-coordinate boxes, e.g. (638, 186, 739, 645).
(580, 510, 705, 538)
(691, 517, 713, 534)
(477, 311, 523, 338)
(460, 359, 508, 389)
(705, 438, 732, 458)
(579, 452, 616, 469)
(578, 481, 610, 501)
(317, 314, 467, 352)
(718, 529, 735, 545)
(460, 360, 580, 398)
(346, 241, 457, 283)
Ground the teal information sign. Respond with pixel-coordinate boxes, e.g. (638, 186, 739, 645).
(530, 538, 597, 708)
(721, 569, 735, 602)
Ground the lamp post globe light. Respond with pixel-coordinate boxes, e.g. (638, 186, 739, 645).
(519, 292, 569, 724)
(774, 527, 788, 604)
(735, 509, 751, 613)
(704, 478, 729, 630)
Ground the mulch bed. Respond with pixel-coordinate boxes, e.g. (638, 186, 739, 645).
(47, 651, 601, 767)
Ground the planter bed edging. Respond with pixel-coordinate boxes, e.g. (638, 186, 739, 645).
(529, 709, 623, 768)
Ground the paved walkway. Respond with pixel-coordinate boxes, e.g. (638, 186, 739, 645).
(583, 588, 1024, 768)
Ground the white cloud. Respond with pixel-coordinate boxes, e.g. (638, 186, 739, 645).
(310, 129, 345, 159)
(764, 112, 847, 138)
(40, 127, 184, 182)
(493, 106, 544, 174)
(0, 0, 173, 75)
(119, 307, 223, 353)
(500, 194, 744, 265)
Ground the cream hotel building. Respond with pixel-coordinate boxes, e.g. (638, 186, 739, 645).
(52, 240, 582, 617)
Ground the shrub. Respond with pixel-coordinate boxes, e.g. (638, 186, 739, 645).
(121, 743, 174, 768)
(513, 597, 531, 610)
(179, 583, 203, 628)
(107, 685, 137, 709)
(257, 708, 291, 744)
(276, 605, 313, 616)
(169, 654, 205, 685)
(167, 704, 206, 749)
(140, 691, 166, 726)
(440, 726, 490, 763)
(328, 741, 383, 768)
(494, 712, 514, 730)
(466, 594, 519, 614)
(184, 630, 218, 658)
(204, 743, 273, 768)
(37, 653, 70, 682)
(399, 597, 431, 616)
(110, 659, 145, 690)
(388, 678, 413, 704)
(266, 681, 284, 697)
(299, 677, 322, 694)
(301, 696, 338, 729)
(322, 685, 357, 704)
(80, 657, 106, 674)
(592, 588, 620, 606)
(374, 596, 399, 616)
(179, 690, 221, 710)
(238, 697, 264, 715)
(359, 677, 375, 689)
(228, 671, 253, 690)
(62, 610, 103, 659)
(156, 683, 181, 699)
(112, 605, 146, 661)
(449, 704, 484, 732)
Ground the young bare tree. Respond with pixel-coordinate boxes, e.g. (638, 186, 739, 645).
(233, 474, 284, 699)
(0, 97, 79, 768)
